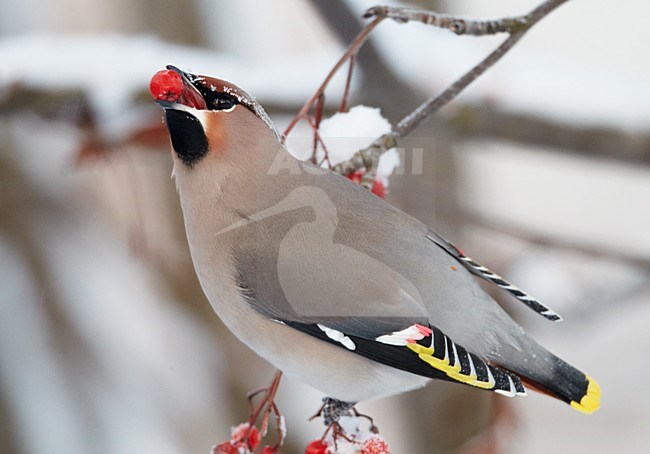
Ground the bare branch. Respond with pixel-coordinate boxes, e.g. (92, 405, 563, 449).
(448, 104, 650, 166)
(394, 0, 569, 138)
(464, 210, 650, 272)
(392, 32, 525, 138)
(364, 6, 524, 36)
(246, 101, 650, 167)
(333, 0, 570, 177)
(364, 0, 569, 36)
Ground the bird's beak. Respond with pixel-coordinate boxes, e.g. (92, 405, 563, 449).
(156, 65, 207, 111)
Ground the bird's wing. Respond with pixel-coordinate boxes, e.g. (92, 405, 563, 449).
(228, 169, 524, 398)
(284, 319, 527, 398)
(235, 255, 526, 398)
(282, 316, 599, 412)
(232, 198, 431, 339)
(228, 163, 597, 410)
(424, 229, 562, 321)
(228, 164, 523, 351)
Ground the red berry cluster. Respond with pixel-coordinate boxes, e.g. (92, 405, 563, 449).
(304, 434, 389, 454)
(212, 423, 276, 453)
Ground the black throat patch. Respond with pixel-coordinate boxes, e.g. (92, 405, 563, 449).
(164, 110, 209, 167)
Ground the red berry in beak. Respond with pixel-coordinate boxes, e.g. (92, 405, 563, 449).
(149, 69, 184, 102)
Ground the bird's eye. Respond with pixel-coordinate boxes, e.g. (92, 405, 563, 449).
(214, 95, 236, 110)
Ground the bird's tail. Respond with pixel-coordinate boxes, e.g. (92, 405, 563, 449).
(517, 356, 601, 414)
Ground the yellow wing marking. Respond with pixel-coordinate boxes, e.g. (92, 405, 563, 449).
(570, 375, 601, 414)
(407, 343, 495, 390)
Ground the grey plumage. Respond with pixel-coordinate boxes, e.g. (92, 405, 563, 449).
(156, 66, 600, 412)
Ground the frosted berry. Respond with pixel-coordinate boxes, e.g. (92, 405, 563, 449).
(231, 422, 249, 442)
(230, 422, 261, 450)
(149, 69, 184, 102)
(211, 441, 238, 454)
(305, 439, 329, 454)
(259, 446, 275, 454)
(371, 179, 386, 199)
(230, 422, 261, 451)
(361, 435, 390, 454)
(246, 426, 261, 450)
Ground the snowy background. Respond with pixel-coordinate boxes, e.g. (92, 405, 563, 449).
(1, 0, 649, 453)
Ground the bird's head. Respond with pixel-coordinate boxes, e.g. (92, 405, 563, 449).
(150, 65, 279, 169)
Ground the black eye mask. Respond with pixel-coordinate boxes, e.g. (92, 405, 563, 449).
(164, 109, 209, 167)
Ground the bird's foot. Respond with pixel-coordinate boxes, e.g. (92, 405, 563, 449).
(308, 398, 385, 453)
(310, 397, 357, 425)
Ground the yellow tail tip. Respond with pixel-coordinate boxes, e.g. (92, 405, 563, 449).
(570, 375, 601, 414)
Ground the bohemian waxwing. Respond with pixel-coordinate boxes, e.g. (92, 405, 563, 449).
(150, 66, 600, 415)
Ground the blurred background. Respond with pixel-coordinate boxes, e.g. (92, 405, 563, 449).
(1, 0, 649, 452)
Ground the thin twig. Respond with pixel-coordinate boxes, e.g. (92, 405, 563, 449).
(282, 17, 384, 139)
(393, 31, 526, 138)
(311, 94, 326, 165)
(340, 55, 356, 113)
(303, 114, 332, 167)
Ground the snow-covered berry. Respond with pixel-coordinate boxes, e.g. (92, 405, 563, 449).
(305, 439, 330, 454)
(149, 69, 184, 102)
(231, 422, 247, 440)
(230, 422, 261, 451)
(361, 435, 390, 454)
(211, 441, 238, 454)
